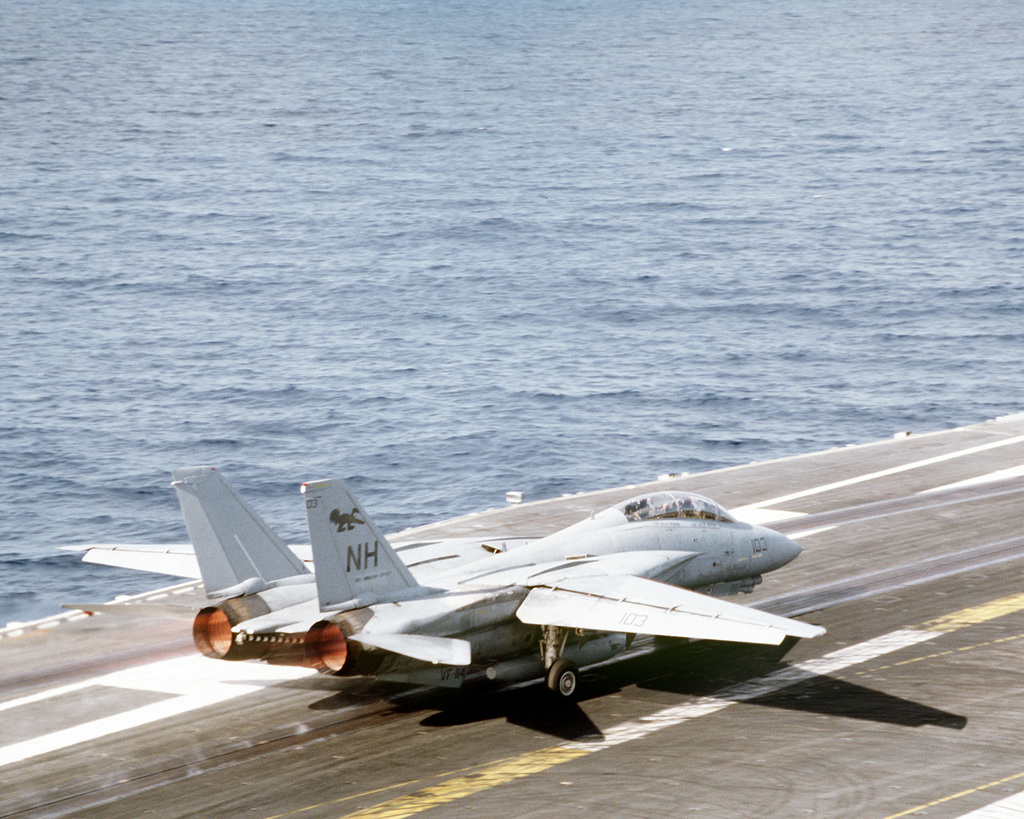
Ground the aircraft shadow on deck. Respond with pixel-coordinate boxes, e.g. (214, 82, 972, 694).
(621, 639, 968, 731)
(297, 669, 605, 741)
(738, 675, 967, 729)
(416, 688, 604, 742)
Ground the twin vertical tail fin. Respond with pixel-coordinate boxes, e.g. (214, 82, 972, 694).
(172, 466, 308, 598)
(173, 467, 423, 610)
(301, 478, 423, 611)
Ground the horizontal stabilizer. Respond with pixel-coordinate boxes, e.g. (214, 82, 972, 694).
(356, 632, 472, 666)
(61, 602, 197, 621)
(517, 575, 825, 645)
(64, 544, 201, 579)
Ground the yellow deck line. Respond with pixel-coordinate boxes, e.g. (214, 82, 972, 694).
(343, 747, 591, 819)
(918, 590, 1024, 633)
(881, 770, 1024, 819)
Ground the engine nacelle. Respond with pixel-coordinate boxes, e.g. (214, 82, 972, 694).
(192, 606, 321, 666)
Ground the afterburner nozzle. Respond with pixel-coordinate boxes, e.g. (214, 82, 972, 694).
(304, 620, 350, 673)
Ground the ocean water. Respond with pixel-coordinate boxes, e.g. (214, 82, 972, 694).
(2, 0, 1022, 625)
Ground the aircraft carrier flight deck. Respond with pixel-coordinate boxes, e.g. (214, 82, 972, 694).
(3, 414, 1024, 818)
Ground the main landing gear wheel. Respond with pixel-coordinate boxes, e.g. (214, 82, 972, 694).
(546, 658, 579, 699)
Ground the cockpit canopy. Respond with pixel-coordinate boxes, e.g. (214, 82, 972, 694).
(616, 491, 732, 523)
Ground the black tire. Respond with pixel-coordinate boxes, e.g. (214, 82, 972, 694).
(546, 658, 579, 699)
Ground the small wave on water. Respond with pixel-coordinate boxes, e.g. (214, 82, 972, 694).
(0, 553, 172, 627)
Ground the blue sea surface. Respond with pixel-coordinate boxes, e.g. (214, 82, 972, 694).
(2, 0, 1022, 624)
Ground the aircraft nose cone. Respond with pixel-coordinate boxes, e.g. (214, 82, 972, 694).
(773, 533, 802, 567)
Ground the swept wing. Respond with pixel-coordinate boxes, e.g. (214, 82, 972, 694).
(517, 574, 825, 645)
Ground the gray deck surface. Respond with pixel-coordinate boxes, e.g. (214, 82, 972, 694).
(3, 414, 1024, 818)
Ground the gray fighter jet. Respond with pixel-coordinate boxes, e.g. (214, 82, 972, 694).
(74, 467, 824, 699)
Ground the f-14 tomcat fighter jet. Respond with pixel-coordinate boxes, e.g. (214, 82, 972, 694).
(78, 467, 825, 699)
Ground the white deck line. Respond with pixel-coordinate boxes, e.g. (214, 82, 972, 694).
(746, 433, 1024, 510)
(921, 464, 1024, 494)
(957, 790, 1024, 818)
(0, 655, 313, 768)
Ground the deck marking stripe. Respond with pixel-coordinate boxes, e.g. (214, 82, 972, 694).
(730, 506, 806, 525)
(918, 591, 1024, 633)
(921, 593, 1024, 634)
(956, 788, 1024, 818)
(855, 632, 1024, 675)
(0, 680, 97, 713)
(882, 770, 1024, 819)
(746, 432, 1024, 510)
(0, 691, 249, 768)
(341, 747, 592, 819)
(922, 463, 1024, 494)
(0, 655, 312, 768)
(263, 760, 514, 819)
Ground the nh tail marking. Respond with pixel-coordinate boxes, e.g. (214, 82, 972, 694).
(347, 540, 379, 572)
(302, 479, 423, 610)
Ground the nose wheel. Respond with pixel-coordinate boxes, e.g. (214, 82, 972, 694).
(546, 658, 579, 699)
